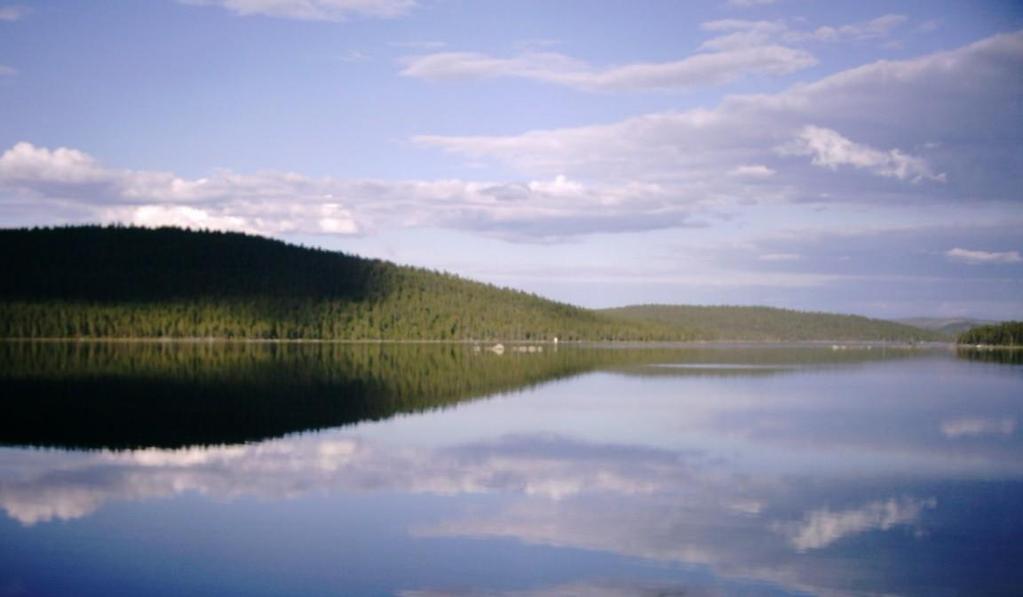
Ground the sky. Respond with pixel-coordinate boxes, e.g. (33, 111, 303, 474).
(0, 0, 1021, 319)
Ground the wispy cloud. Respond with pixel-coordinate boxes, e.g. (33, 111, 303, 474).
(702, 14, 908, 47)
(940, 417, 1016, 438)
(393, 13, 929, 92)
(730, 164, 776, 178)
(400, 46, 816, 91)
(178, 0, 416, 21)
(946, 248, 1022, 265)
(0, 64, 16, 76)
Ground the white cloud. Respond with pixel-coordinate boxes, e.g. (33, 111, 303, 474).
(399, 11, 923, 92)
(808, 14, 908, 42)
(941, 417, 1016, 438)
(0, 142, 697, 241)
(780, 497, 936, 551)
(0, 5, 27, 21)
(0, 64, 16, 76)
(701, 14, 907, 48)
(779, 125, 945, 182)
(400, 45, 816, 91)
(415, 31, 1021, 205)
(727, 0, 777, 7)
(946, 248, 1022, 265)
(730, 164, 776, 178)
(0, 142, 111, 184)
(178, 0, 416, 21)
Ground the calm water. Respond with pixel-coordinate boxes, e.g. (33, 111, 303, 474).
(0, 342, 1021, 596)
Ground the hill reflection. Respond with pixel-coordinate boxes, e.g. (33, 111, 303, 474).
(1, 341, 925, 450)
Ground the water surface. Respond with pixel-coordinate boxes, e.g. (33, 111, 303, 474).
(1, 342, 1020, 596)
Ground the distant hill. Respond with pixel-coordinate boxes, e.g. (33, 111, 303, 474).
(601, 305, 942, 342)
(0, 226, 691, 341)
(896, 317, 997, 337)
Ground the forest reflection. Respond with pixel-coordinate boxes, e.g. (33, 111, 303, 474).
(0, 341, 925, 450)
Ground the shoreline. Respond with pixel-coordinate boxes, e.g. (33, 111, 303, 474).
(0, 337, 955, 349)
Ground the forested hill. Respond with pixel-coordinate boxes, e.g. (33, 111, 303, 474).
(957, 322, 1023, 347)
(0, 226, 691, 341)
(601, 304, 941, 342)
(0, 227, 944, 342)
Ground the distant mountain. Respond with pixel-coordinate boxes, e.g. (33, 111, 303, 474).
(601, 305, 942, 342)
(0, 226, 690, 341)
(895, 317, 997, 337)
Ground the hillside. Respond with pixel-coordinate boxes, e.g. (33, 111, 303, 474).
(957, 322, 1023, 347)
(601, 304, 942, 342)
(0, 227, 946, 343)
(0, 226, 692, 341)
(897, 317, 997, 337)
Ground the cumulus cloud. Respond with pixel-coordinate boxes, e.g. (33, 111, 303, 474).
(779, 125, 945, 182)
(0, 142, 699, 241)
(400, 45, 817, 91)
(946, 248, 1022, 265)
(779, 497, 936, 551)
(178, 0, 416, 21)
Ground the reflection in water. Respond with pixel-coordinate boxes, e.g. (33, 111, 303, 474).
(0, 341, 921, 449)
(0, 342, 1021, 595)
(0, 431, 953, 595)
(778, 496, 936, 551)
(956, 346, 1023, 365)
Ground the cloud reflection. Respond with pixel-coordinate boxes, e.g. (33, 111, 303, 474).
(940, 417, 1016, 439)
(778, 496, 936, 551)
(0, 430, 956, 596)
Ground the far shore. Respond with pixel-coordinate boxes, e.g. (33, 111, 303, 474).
(0, 337, 957, 348)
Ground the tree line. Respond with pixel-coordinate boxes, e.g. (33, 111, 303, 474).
(958, 322, 1023, 347)
(0, 226, 699, 342)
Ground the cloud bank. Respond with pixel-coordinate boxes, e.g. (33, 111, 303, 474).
(416, 30, 1021, 203)
(0, 142, 693, 240)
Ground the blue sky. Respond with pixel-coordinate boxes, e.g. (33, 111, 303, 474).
(1, 1, 1021, 319)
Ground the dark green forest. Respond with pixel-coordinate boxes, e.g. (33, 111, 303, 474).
(0, 226, 693, 341)
(958, 321, 1023, 347)
(601, 304, 941, 342)
(0, 226, 939, 342)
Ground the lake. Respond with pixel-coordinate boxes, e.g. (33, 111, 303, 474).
(0, 342, 1021, 596)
